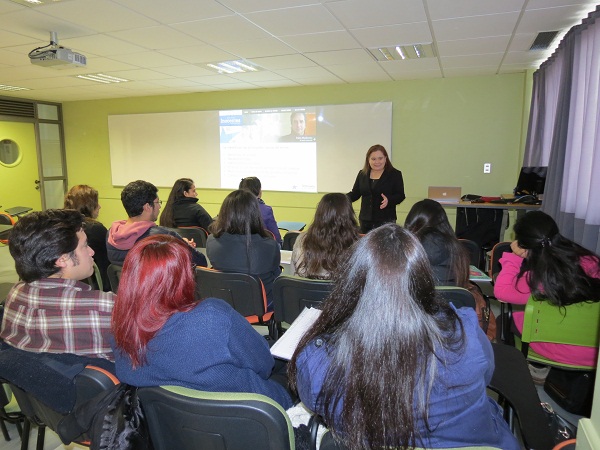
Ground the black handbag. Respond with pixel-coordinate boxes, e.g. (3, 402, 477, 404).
(58, 383, 153, 450)
(544, 367, 595, 416)
(541, 402, 577, 446)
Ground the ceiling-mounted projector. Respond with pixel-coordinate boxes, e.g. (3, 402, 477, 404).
(29, 31, 86, 69)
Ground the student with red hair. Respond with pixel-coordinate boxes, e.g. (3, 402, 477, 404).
(111, 234, 292, 408)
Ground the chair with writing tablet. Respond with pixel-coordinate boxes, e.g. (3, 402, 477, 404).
(459, 238, 481, 268)
(107, 264, 123, 294)
(435, 286, 476, 310)
(282, 231, 301, 251)
(174, 226, 209, 248)
(138, 386, 294, 450)
(271, 275, 332, 340)
(194, 267, 273, 331)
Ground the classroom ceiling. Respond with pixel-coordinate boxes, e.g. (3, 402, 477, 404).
(0, 0, 597, 103)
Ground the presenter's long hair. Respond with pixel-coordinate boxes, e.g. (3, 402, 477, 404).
(404, 198, 470, 287)
(513, 211, 600, 306)
(295, 193, 359, 279)
(361, 144, 394, 175)
(288, 224, 464, 450)
(159, 178, 194, 227)
(112, 235, 196, 368)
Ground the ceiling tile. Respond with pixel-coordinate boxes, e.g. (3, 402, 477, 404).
(351, 22, 432, 48)
(305, 48, 374, 65)
(443, 67, 501, 77)
(517, 5, 594, 34)
(216, 37, 296, 59)
(217, 0, 314, 14)
(108, 26, 203, 50)
(427, 0, 525, 21)
(62, 34, 147, 56)
(36, 0, 159, 32)
(433, 12, 521, 41)
(151, 64, 214, 77)
(112, 0, 233, 24)
(281, 31, 360, 53)
(326, 0, 426, 29)
(172, 16, 272, 44)
(251, 54, 318, 70)
(437, 36, 511, 56)
(103, 68, 175, 81)
(109, 52, 188, 68)
(159, 45, 237, 64)
(246, 5, 344, 36)
(380, 58, 441, 73)
(440, 53, 504, 69)
(325, 62, 392, 82)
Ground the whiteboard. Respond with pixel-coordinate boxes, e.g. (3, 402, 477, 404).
(108, 102, 392, 192)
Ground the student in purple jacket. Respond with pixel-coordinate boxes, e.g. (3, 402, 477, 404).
(239, 176, 282, 247)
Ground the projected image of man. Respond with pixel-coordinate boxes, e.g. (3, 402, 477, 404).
(280, 112, 306, 142)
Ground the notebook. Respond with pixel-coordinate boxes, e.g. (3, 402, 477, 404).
(428, 186, 462, 204)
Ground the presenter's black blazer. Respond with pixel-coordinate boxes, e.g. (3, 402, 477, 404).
(347, 168, 405, 223)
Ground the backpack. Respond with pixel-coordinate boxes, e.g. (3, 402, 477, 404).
(58, 383, 153, 450)
(467, 282, 497, 341)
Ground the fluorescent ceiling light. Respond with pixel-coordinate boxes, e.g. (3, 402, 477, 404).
(0, 84, 29, 92)
(206, 60, 260, 74)
(9, 0, 63, 6)
(75, 73, 130, 84)
(369, 43, 436, 62)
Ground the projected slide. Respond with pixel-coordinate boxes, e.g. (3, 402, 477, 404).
(219, 108, 317, 192)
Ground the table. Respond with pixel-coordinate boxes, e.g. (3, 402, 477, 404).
(439, 200, 541, 243)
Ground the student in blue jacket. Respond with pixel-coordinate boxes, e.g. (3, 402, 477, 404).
(288, 224, 518, 450)
(111, 234, 291, 409)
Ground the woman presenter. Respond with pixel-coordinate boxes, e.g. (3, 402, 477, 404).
(347, 144, 405, 233)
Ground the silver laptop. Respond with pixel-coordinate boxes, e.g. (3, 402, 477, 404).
(428, 186, 462, 204)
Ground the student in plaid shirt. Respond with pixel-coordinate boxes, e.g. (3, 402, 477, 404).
(0, 209, 114, 361)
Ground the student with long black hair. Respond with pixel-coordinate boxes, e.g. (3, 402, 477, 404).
(495, 210, 600, 369)
(289, 224, 518, 450)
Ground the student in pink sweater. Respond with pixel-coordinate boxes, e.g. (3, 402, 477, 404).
(494, 211, 600, 368)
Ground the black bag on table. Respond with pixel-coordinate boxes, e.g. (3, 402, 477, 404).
(544, 367, 595, 417)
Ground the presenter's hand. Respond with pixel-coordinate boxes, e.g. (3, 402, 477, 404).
(510, 240, 527, 258)
(183, 238, 197, 249)
(380, 193, 388, 209)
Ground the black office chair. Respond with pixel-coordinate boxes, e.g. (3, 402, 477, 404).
(488, 343, 556, 450)
(271, 275, 332, 340)
(174, 226, 209, 248)
(0, 384, 24, 442)
(107, 264, 122, 294)
(138, 386, 294, 450)
(282, 231, 301, 251)
(194, 267, 273, 328)
(459, 238, 481, 268)
(6, 365, 119, 450)
(435, 286, 476, 310)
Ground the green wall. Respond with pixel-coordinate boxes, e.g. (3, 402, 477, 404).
(0, 121, 42, 213)
(60, 73, 530, 229)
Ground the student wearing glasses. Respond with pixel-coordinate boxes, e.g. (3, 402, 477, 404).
(106, 180, 207, 267)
